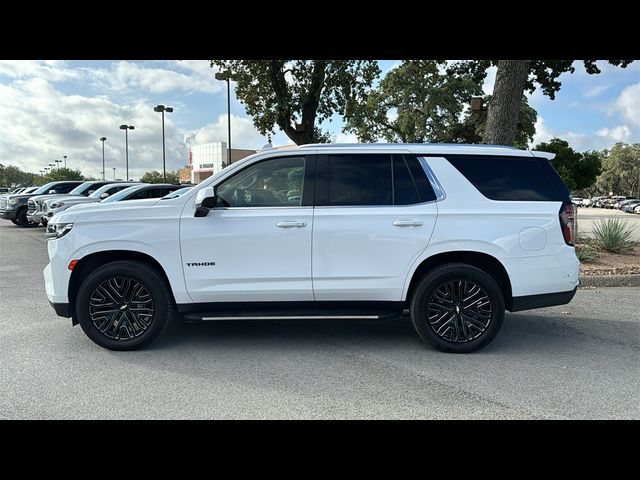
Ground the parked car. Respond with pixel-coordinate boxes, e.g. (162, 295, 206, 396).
(97, 183, 187, 204)
(43, 182, 143, 221)
(616, 198, 639, 210)
(27, 181, 116, 226)
(0, 187, 10, 194)
(634, 204, 640, 214)
(0, 181, 83, 227)
(571, 197, 583, 207)
(582, 198, 594, 207)
(44, 144, 579, 353)
(621, 200, 640, 213)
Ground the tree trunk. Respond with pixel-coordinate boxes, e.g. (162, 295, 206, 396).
(483, 60, 530, 146)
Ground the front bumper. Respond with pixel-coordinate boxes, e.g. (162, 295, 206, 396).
(1, 208, 17, 220)
(27, 211, 44, 223)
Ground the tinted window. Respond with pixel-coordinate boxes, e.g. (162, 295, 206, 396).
(216, 156, 305, 207)
(325, 154, 391, 206)
(446, 155, 570, 201)
(406, 156, 437, 202)
(51, 183, 81, 194)
(393, 156, 421, 205)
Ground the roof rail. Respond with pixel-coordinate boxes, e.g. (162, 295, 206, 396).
(297, 142, 523, 150)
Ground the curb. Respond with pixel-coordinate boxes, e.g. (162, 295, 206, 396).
(579, 274, 640, 288)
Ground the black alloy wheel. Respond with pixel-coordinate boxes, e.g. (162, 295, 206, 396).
(410, 263, 505, 353)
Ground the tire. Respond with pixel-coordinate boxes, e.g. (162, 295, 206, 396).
(16, 207, 38, 227)
(75, 260, 174, 351)
(409, 263, 505, 353)
(41, 218, 48, 226)
(11, 219, 19, 226)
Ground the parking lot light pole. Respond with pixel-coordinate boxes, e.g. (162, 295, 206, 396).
(55, 160, 62, 169)
(113, 167, 116, 180)
(100, 137, 107, 180)
(215, 70, 235, 167)
(153, 105, 173, 182)
(63, 155, 67, 168)
(119, 125, 134, 181)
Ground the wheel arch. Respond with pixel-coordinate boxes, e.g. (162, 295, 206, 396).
(404, 251, 514, 310)
(68, 250, 177, 314)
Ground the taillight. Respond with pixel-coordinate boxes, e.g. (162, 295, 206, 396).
(559, 202, 577, 246)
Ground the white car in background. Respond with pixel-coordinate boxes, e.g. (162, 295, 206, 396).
(43, 182, 143, 221)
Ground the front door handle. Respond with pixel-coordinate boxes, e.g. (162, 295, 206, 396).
(276, 221, 307, 228)
(392, 220, 423, 227)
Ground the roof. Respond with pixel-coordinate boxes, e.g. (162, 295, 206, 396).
(279, 143, 555, 159)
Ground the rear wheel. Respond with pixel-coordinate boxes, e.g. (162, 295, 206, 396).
(16, 207, 38, 227)
(75, 260, 174, 350)
(410, 263, 505, 353)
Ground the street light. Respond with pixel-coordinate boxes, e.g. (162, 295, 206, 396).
(48, 163, 55, 171)
(153, 105, 173, 182)
(113, 167, 116, 180)
(55, 160, 62, 169)
(100, 137, 107, 180)
(215, 70, 235, 166)
(119, 124, 135, 181)
(63, 155, 67, 168)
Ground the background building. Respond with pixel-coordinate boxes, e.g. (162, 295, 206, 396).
(187, 142, 256, 183)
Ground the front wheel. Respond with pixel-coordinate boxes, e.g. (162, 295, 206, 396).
(11, 219, 19, 226)
(410, 263, 505, 353)
(75, 260, 174, 350)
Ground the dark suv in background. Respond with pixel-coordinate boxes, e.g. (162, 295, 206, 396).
(0, 181, 83, 227)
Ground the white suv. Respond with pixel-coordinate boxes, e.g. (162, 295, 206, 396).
(44, 144, 579, 353)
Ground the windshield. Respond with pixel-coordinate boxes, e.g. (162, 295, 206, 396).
(161, 187, 192, 199)
(100, 185, 141, 203)
(89, 183, 137, 199)
(68, 182, 97, 196)
(32, 182, 59, 195)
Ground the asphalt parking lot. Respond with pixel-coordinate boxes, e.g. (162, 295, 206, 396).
(0, 221, 638, 419)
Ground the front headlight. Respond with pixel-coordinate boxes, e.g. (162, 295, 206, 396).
(8, 198, 21, 206)
(50, 202, 64, 208)
(45, 222, 74, 239)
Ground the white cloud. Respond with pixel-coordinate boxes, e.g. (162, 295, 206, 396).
(335, 132, 359, 143)
(88, 60, 222, 95)
(615, 83, 640, 128)
(584, 84, 610, 98)
(482, 65, 497, 95)
(532, 116, 590, 151)
(0, 60, 79, 82)
(596, 125, 631, 142)
(183, 114, 269, 151)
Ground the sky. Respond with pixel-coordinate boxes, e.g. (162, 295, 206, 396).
(0, 60, 638, 180)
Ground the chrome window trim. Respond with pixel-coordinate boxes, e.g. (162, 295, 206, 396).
(417, 156, 446, 202)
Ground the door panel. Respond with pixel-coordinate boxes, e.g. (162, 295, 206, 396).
(312, 204, 437, 301)
(180, 154, 314, 303)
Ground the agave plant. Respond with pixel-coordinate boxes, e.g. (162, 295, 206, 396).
(575, 243, 599, 263)
(591, 218, 636, 253)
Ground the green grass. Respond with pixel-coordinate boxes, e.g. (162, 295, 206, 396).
(575, 243, 599, 263)
(591, 218, 636, 254)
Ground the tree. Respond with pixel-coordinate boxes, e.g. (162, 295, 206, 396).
(0, 164, 37, 187)
(344, 61, 537, 148)
(140, 170, 180, 184)
(210, 60, 380, 145)
(533, 138, 602, 192)
(449, 60, 634, 146)
(595, 143, 640, 196)
(34, 167, 84, 186)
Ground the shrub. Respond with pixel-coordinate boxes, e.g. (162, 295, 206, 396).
(575, 244, 599, 263)
(591, 218, 636, 253)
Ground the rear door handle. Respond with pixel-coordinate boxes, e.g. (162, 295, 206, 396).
(276, 221, 307, 228)
(392, 220, 423, 227)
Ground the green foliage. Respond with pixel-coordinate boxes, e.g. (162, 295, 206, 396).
(448, 60, 634, 100)
(343, 61, 537, 146)
(533, 138, 602, 191)
(0, 164, 37, 188)
(139, 170, 180, 184)
(595, 143, 640, 196)
(35, 167, 84, 186)
(591, 218, 636, 253)
(210, 60, 380, 145)
(575, 243, 599, 263)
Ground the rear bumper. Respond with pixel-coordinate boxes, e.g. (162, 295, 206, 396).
(510, 286, 577, 312)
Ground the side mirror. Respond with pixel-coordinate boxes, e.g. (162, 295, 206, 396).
(100, 192, 110, 199)
(194, 186, 216, 217)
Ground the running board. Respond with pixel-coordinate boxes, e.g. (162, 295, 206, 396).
(197, 314, 381, 321)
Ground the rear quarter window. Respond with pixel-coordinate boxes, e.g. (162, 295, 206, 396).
(445, 155, 570, 201)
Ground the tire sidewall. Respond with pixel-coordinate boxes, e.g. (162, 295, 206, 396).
(76, 262, 171, 350)
(411, 265, 505, 353)
(17, 207, 37, 228)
